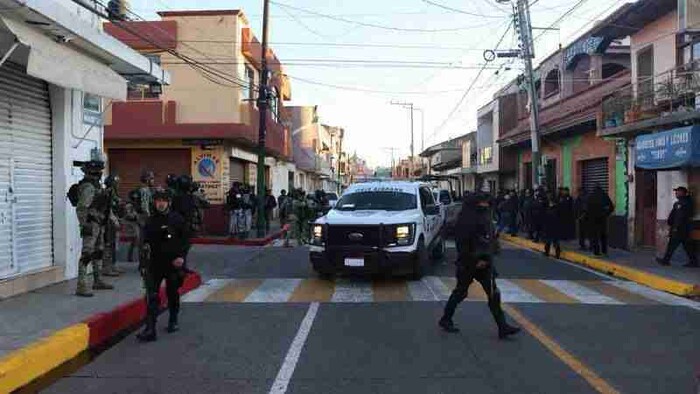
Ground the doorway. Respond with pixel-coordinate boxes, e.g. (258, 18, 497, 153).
(635, 169, 657, 247)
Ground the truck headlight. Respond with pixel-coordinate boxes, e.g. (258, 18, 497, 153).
(311, 224, 324, 245)
(395, 224, 414, 246)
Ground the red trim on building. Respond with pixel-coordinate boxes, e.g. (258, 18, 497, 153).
(104, 21, 178, 50)
(158, 10, 241, 17)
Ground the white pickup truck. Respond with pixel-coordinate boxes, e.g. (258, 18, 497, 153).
(309, 181, 445, 279)
(433, 188, 462, 231)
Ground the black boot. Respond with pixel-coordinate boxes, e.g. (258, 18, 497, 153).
(167, 314, 179, 333)
(137, 316, 157, 342)
(498, 323, 521, 340)
(438, 318, 460, 333)
(555, 245, 561, 260)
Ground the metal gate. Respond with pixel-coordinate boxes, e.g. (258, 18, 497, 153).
(0, 63, 53, 278)
(581, 158, 609, 194)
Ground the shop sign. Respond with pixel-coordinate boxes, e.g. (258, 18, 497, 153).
(635, 126, 700, 170)
(192, 146, 224, 204)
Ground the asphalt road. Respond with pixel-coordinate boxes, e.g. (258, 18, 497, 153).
(47, 242, 700, 394)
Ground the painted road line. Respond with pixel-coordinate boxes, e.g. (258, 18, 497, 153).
(422, 276, 450, 300)
(504, 305, 620, 394)
(372, 280, 409, 302)
(245, 279, 303, 303)
(576, 280, 661, 305)
(206, 279, 264, 302)
(0, 324, 89, 393)
(331, 280, 373, 303)
(497, 279, 544, 303)
(609, 281, 700, 311)
(540, 280, 623, 305)
(269, 302, 320, 394)
(510, 279, 578, 304)
(407, 280, 438, 301)
(288, 278, 335, 302)
(182, 279, 233, 303)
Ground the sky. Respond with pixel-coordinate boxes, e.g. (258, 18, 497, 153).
(129, 0, 630, 168)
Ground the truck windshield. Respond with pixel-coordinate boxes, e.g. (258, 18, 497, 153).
(336, 191, 416, 211)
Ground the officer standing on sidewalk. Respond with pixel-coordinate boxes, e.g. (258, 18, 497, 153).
(74, 156, 115, 297)
(137, 188, 190, 342)
(101, 174, 123, 277)
(657, 186, 698, 267)
(439, 192, 521, 339)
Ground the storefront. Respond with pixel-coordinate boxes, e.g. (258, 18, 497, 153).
(633, 125, 700, 252)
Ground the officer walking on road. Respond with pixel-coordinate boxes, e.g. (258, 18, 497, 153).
(137, 188, 190, 342)
(657, 186, 698, 267)
(585, 185, 614, 256)
(439, 192, 521, 339)
(74, 156, 115, 297)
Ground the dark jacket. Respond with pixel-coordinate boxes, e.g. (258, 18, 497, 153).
(265, 195, 277, 211)
(574, 193, 587, 221)
(668, 195, 694, 237)
(172, 192, 197, 230)
(585, 189, 614, 221)
(542, 202, 564, 239)
(143, 210, 189, 270)
(455, 197, 498, 270)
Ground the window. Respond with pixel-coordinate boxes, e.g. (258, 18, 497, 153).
(244, 66, 255, 100)
(419, 187, 435, 209)
(543, 69, 560, 97)
(636, 46, 654, 98)
(601, 63, 627, 79)
(479, 146, 493, 165)
(336, 191, 417, 211)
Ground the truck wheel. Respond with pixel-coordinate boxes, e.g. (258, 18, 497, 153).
(411, 239, 428, 280)
(313, 267, 335, 280)
(431, 236, 445, 260)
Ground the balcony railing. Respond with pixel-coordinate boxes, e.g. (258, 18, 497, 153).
(602, 61, 700, 130)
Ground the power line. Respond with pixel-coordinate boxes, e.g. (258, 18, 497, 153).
(421, 0, 505, 18)
(270, 0, 504, 32)
(429, 24, 514, 141)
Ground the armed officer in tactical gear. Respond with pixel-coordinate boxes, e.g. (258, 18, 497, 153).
(102, 174, 123, 277)
(75, 156, 115, 297)
(439, 192, 520, 339)
(137, 188, 190, 342)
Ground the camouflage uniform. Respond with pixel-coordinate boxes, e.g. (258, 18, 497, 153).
(291, 191, 311, 244)
(76, 166, 114, 297)
(102, 175, 122, 276)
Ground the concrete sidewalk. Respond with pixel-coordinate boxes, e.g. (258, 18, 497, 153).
(502, 234, 700, 297)
(0, 261, 143, 359)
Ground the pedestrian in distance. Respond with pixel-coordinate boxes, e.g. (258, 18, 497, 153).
(585, 184, 614, 256)
(68, 153, 115, 297)
(264, 188, 277, 233)
(657, 186, 698, 267)
(574, 187, 588, 250)
(530, 188, 548, 242)
(137, 188, 190, 342)
(126, 171, 155, 263)
(558, 187, 575, 240)
(520, 188, 534, 237)
(497, 192, 518, 236)
(542, 193, 562, 259)
(278, 189, 291, 226)
(439, 192, 521, 339)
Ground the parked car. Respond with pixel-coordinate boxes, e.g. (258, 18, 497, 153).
(309, 181, 445, 279)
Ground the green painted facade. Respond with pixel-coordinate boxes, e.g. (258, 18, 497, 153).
(614, 141, 627, 215)
(561, 135, 583, 190)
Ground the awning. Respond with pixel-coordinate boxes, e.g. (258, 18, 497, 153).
(635, 126, 700, 170)
(0, 16, 127, 100)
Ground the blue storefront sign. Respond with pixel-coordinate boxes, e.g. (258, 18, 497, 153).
(635, 125, 700, 170)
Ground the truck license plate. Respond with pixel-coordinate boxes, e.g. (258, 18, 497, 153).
(344, 258, 364, 267)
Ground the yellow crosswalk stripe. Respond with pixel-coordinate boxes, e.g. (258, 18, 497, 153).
(288, 278, 335, 302)
(510, 279, 578, 304)
(575, 281, 660, 305)
(205, 279, 264, 302)
(439, 277, 488, 301)
(372, 280, 409, 302)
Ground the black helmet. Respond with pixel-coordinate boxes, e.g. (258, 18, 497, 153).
(152, 187, 172, 201)
(178, 175, 193, 191)
(165, 174, 177, 188)
(105, 174, 120, 188)
(81, 160, 104, 175)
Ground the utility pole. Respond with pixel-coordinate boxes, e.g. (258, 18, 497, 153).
(255, 0, 270, 238)
(514, 0, 542, 188)
(390, 101, 415, 177)
(382, 147, 399, 178)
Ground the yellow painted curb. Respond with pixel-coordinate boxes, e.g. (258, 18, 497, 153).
(0, 323, 89, 393)
(502, 235, 700, 298)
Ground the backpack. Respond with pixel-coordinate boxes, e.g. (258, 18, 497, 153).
(67, 180, 88, 207)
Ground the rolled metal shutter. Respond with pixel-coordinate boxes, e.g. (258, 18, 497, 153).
(0, 63, 53, 276)
(229, 158, 245, 184)
(581, 158, 609, 194)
